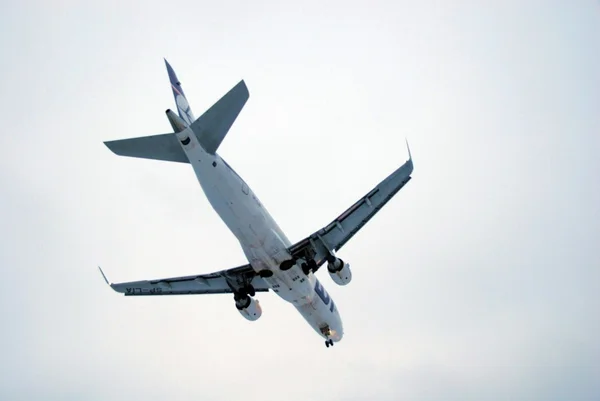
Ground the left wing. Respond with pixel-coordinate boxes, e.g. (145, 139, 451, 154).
(99, 264, 269, 296)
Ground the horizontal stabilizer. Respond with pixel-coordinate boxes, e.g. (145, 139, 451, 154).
(103, 80, 249, 162)
(104, 133, 188, 163)
(191, 80, 249, 154)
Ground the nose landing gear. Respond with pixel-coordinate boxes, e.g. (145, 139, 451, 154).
(320, 325, 335, 348)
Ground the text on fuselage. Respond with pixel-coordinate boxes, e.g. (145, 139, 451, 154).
(314, 279, 336, 313)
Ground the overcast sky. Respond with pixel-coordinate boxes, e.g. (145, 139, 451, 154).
(1, 1, 599, 400)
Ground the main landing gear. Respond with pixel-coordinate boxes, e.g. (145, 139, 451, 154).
(325, 339, 334, 348)
(234, 284, 255, 299)
(279, 258, 295, 271)
(279, 258, 318, 275)
(301, 259, 318, 275)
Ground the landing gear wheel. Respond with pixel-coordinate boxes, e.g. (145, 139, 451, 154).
(259, 269, 273, 278)
(237, 286, 255, 298)
(244, 285, 256, 297)
(235, 294, 251, 310)
(301, 262, 311, 275)
(300, 259, 318, 275)
(280, 259, 295, 271)
(325, 339, 334, 348)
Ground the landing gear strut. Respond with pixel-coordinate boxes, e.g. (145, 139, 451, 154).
(237, 285, 256, 297)
(320, 325, 334, 348)
(233, 284, 255, 309)
(234, 293, 250, 310)
(280, 257, 318, 275)
(301, 259, 318, 275)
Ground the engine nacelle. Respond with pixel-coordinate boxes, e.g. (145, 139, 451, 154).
(327, 258, 352, 286)
(235, 295, 262, 321)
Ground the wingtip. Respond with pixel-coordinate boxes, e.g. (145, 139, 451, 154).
(102, 141, 120, 156)
(98, 266, 110, 286)
(404, 138, 414, 173)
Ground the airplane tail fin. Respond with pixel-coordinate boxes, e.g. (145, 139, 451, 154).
(104, 61, 249, 162)
(164, 58, 196, 126)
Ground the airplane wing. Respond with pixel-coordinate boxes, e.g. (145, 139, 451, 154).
(288, 143, 414, 268)
(99, 264, 270, 296)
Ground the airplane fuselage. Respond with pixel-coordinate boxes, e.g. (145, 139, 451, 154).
(175, 126, 344, 343)
(102, 61, 413, 348)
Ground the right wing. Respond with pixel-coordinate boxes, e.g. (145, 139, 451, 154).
(99, 264, 269, 296)
(288, 143, 414, 267)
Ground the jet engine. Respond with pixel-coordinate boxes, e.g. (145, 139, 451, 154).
(327, 257, 352, 286)
(235, 294, 262, 321)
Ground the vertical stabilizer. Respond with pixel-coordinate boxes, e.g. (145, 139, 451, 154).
(164, 59, 196, 126)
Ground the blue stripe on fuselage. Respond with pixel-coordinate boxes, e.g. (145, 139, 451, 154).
(314, 279, 335, 312)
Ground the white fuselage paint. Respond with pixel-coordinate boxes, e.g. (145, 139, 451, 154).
(176, 128, 343, 343)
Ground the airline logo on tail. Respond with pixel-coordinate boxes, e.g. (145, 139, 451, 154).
(164, 59, 195, 126)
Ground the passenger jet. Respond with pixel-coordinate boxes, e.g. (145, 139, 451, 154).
(99, 60, 414, 347)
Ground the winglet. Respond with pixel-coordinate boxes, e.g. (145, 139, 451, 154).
(98, 266, 111, 286)
(405, 138, 414, 174)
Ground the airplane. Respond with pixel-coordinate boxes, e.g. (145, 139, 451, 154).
(99, 59, 414, 348)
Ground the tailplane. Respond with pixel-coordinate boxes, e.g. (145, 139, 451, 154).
(189, 79, 248, 154)
(104, 60, 249, 162)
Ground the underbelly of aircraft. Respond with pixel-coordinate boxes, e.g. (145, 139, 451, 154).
(295, 294, 343, 342)
(195, 158, 317, 304)
(242, 234, 315, 304)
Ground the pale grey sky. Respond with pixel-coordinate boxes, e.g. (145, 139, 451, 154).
(1, 1, 599, 400)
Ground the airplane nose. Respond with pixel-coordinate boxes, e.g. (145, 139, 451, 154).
(332, 316, 344, 342)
